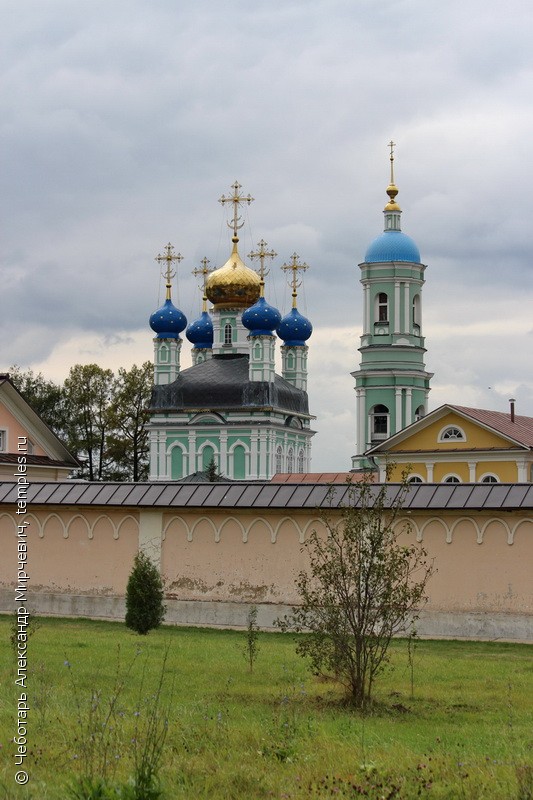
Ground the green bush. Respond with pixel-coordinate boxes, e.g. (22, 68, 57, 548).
(125, 551, 166, 635)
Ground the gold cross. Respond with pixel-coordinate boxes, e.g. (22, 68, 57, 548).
(388, 139, 396, 184)
(155, 243, 183, 300)
(249, 239, 277, 295)
(192, 257, 213, 310)
(219, 181, 254, 238)
(281, 253, 309, 308)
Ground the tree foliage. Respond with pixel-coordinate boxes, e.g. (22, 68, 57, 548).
(10, 362, 153, 481)
(277, 472, 434, 710)
(125, 551, 166, 635)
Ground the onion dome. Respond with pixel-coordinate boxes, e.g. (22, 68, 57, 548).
(364, 231, 421, 263)
(206, 237, 261, 309)
(149, 298, 187, 339)
(242, 296, 282, 336)
(186, 310, 214, 349)
(277, 307, 313, 346)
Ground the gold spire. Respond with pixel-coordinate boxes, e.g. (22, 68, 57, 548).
(248, 239, 277, 298)
(192, 257, 213, 312)
(281, 253, 309, 308)
(155, 243, 183, 300)
(385, 139, 401, 211)
(219, 181, 254, 239)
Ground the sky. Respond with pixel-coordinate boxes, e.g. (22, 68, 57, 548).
(2, 0, 533, 471)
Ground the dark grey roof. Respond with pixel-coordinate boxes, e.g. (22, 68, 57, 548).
(3, 481, 533, 510)
(148, 353, 309, 415)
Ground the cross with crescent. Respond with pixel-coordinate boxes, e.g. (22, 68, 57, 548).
(155, 243, 183, 300)
(192, 257, 213, 310)
(249, 239, 277, 295)
(281, 252, 309, 308)
(219, 181, 254, 238)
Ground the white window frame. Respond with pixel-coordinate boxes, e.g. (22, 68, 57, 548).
(0, 429, 7, 452)
(479, 473, 499, 484)
(442, 473, 462, 484)
(408, 474, 424, 484)
(438, 425, 466, 443)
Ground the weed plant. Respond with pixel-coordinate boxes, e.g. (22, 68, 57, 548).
(0, 617, 531, 799)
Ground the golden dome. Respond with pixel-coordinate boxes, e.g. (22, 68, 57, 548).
(206, 238, 261, 309)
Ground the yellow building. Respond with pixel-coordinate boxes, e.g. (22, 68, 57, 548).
(367, 403, 533, 483)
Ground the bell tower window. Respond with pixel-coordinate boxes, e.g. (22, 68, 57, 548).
(370, 404, 389, 439)
(224, 323, 232, 346)
(377, 293, 388, 322)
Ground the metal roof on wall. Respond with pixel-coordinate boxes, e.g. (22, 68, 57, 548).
(2, 481, 533, 511)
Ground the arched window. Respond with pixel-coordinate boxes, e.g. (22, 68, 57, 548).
(287, 447, 294, 474)
(415, 405, 425, 422)
(408, 475, 423, 484)
(412, 294, 421, 329)
(224, 323, 232, 346)
(233, 445, 246, 480)
(438, 426, 466, 442)
(275, 446, 283, 473)
(202, 445, 215, 472)
(480, 474, 499, 484)
(297, 448, 305, 472)
(377, 292, 388, 322)
(371, 404, 389, 438)
(443, 474, 461, 484)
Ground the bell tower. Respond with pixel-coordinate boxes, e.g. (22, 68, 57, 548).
(352, 143, 432, 469)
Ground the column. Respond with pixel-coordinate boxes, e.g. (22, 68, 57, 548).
(158, 431, 167, 479)
(403, 283, 409, 336)
(394, 282, 400, 333)
(426, 462, 434, 482)
(395, 389, 402, 434)
(188, 431, 197, 475)
(406, 388, 413, 426)
(219, 431, 228, 477)
(468, 462, 476, 482)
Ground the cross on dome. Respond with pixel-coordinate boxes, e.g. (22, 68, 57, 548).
(192, 257, 213, 312)
(249, 239, 277, 297)
(155, 243, 184, 300)
(219, 181, 254, 239)
(281, 253, 309, 308)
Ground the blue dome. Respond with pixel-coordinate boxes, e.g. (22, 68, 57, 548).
(186, 310, 214, 349)
(364, 230, 421, 263)
(277, 307, 312, 346)
(149, 298, 187, 339)
(242, 296, 282, 337)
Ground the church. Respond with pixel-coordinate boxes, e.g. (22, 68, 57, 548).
(146, 183, 315, 481)
(1, 152, 531, 641)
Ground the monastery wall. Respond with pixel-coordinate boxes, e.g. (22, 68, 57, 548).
(1, 504, 532, 641)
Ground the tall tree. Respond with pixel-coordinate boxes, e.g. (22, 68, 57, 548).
(9, 366, 68, 439)
(107, 362, 152, 482)
(64, 364, 114, 481)
(277, 472, 434, 710)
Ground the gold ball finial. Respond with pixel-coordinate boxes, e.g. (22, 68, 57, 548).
(384, 140, 401, 211)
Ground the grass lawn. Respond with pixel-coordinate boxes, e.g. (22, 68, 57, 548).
(0, 616, 532, 799)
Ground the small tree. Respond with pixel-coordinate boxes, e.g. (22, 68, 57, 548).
(125, 551, 166, 635)
(243, 605, 260, 673)
(277, 472, 433, 709)
(205, 456, 223, 482)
